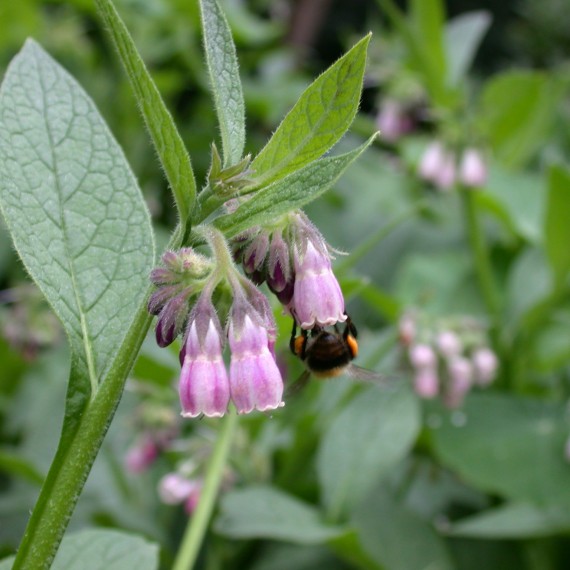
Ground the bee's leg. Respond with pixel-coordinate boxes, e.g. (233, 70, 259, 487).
(344, 313, 358, 339)
(290, 320, 308, 360)
(289, 319, 298, 355)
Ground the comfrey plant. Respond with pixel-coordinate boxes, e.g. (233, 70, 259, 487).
(0, 0, 374, 568)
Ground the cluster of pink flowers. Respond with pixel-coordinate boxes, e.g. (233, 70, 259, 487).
(233, 211, 346, 329)
(148, 214, 346, 418)
(418, 141, 488, 190)
(399, 312, 498, 408)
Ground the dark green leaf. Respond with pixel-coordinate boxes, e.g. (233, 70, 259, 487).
(199, 0, 245, 166)
(430, 394, 570, 509)
(444, 11, 491, 86)
(215, 485, 347, 544)
(251, 35, 371, 185)
(545, 164, 570, 286)
(215, 135, 375, 237)
(450, 503, 570, 539)
(96, 0, 196, 224)
(317, 385, 420, 519)
(0, 40, 154, 389)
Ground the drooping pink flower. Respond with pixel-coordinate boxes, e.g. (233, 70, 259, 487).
(471, 347, 498, 385)
(459, 148, 487, 188)
(290, 241, 346, 329)
(179, 296, 230, 418)
(445, 356, 473, 408)
(228, 299, 284, 414)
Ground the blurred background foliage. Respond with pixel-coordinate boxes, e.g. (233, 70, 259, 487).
(1, 0, 570, 569)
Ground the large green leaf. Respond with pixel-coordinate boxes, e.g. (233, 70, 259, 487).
(214, 135, 375, 237)
(250, 35, 371, 185)
(317, 385, 420, 520)
(215, 485, 347, 544)
(0, 40, 154, 391)
(430, 394, 570, 509)
(351, 487, 454, 570)
(545, 164, 570, 287)
(479, 71, 559, 168)
(96, 0, 196, 225)
(199, 0, 245, 166)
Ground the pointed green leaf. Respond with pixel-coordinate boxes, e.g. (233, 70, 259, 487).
(199, 0, 246, 167)
(214, 135, 375, 237)
(545, 164, 570, 286)
(317, 385, 420, 520)
(0, 40, 154, 388)
(96, 0, 196, 225)
(444, 11, 491, 86)
(250, 35, 371, 185)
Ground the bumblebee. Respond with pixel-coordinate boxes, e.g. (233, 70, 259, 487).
(288, 314, 388, 394)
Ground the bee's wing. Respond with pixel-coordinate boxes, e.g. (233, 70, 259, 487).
(285, 369, 312, 398)
(344, 364, 399, 387)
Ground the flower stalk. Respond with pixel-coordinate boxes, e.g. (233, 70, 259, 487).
(172, 410, 239, 570)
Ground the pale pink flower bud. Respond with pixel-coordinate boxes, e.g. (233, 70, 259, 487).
(376, 100, 409, 143)
(125, 437, 159, 474)
(414, 368, 439, 398)
(472, 347, 498, 385)
(445, 356, 473, 408)
(459, 148, 487, 188)
(409, 343, 436, 370)
(418, 141, 446, 182)
(436, 331, 462, 359)
(184, 483, 202, 515)
(158, 473, 197, 505)
(433, 152, 456, 191)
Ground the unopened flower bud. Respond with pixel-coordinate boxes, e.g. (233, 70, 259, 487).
(459, 148, 487, 188)
(472, 347, 498, 385)
(418, 141, 445, 182)
(376, 99, 411, 143)
(414, 368, 439, 398)
(125, 436, 159, 474)
(158, 473, 197, 505)
(445, 356, 473, 408)
(433, 152, 456, 191)
(409, 343, 436, 370)
(436, 331, 462, 358)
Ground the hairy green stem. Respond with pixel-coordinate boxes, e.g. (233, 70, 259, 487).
(462, 189, 500, 319)
(172, 410, 238, 570)
(12, 227, 183, 570)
